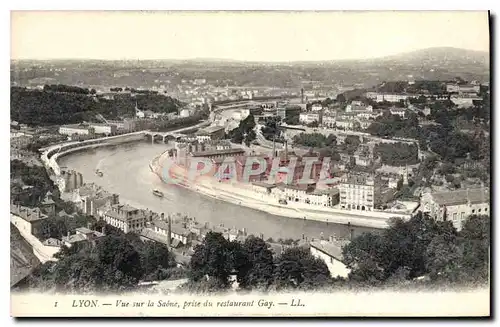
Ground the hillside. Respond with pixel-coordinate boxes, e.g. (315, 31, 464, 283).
(11, 223, 41, 288)
(380, 47, 489, 66)
(10, 47, 490, 90)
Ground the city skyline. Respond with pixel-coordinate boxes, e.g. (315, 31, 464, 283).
(11, 11, 489, 62)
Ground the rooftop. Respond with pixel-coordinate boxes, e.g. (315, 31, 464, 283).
(191, 148, 245, 157)
(252, 181, 276, 189)
(310, 240, 345, 262)
(431, 187, 489, 206)
(112, 203, 139, 213)
(10, 204, 48, 222)
(140, 228, 170, 247)
(202, 125, 226, 134)
(62, 233, 87, 244)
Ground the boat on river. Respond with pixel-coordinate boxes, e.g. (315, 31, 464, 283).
(152, 189, 164, 198)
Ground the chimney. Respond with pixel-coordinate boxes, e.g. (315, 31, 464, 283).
(167, 215, 172, 247)
(101, 226, 106, 235)
(87, 222, 92, 230)
(284, 140, 288, 163)
(161, 213, 165, 220)
(259, 233, 264, 239)
(67, 231, 70, 237)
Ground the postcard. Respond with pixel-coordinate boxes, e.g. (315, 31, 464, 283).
(10, 10, 490, 317)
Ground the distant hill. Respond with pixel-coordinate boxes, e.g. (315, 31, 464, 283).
(10, 47, 490, 90)
(378, 47, 489, 67)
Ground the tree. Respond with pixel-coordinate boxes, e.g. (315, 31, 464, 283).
(140, 241, 176, 279)
(273, 247, 331, 290)
(237, 236, 274, 290)
(342, 212, 458, 283)
(95, 234, 143, 291)
(336, 93, 346, 104)
(306, 121, 319, 128)
(425, 234, 463, 282)
(189, 232, 235, 288)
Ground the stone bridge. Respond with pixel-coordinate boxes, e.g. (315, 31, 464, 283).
(143, 131, 184, 144)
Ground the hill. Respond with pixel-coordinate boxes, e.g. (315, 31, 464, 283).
(379, 47, 489, 67)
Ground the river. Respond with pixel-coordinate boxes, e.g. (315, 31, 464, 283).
(58, 142, 380, 241)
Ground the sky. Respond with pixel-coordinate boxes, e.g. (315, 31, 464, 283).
(11, 11, 490, 61)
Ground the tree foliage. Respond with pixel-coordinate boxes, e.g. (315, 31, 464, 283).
(373, 142, 419, 166)
(11, 86, 183, 126)
(342, 212, 490, 286)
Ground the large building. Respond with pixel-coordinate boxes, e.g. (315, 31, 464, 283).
(420, 187, 489, 231)
(299, 113, 321, 125)
(196, 125, 226, 140)
(61, 170, 84, 193)
(10, 203, 49, 238)
(59, 123, 116, 137)
(446, 83, 480, 95)
(101, 204, 151, 233)
(339, 173, 382, 211)
(59, 124, 94, 136)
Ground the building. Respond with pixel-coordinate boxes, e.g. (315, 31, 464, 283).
(310, 239, 350, 278)
(420, 187, 489, 231)
(151, 216, 196, 247)
(345, 102, 373, 113)
(311, 104, 323, 112)
(306, 188, 340, 207)
(39, 191, 56, 215)
(446, 83, 480, 95)
(89, 123, 117, 135)
(62, 226, 105, 249)
(389, 108, 407, 118)
(105, 120, 125, 130)
(335, 119, 356, 130)
(450, 95, 483, 108)
(59, 124, 94, 136)
(339, 173, 382, 211)
(197, 125, 226, 140)
(299, 113, 320, 125)
(190, 147, 246, 162)
(59, 123, 116, 137)
(80, 188, 120, 217)
(10, 203, 49, 238)
(322, 115, 336, 128)
(101, 204, 150, 233)
(272, 183, 316, 203)
(62, 170, 84, 193)
(179, 109, 191, 118)
(375, 93, 412, 103)
(276, 106, 301, 120)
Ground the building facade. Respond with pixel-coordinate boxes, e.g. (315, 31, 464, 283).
(101, 204, 150, 233)
(420, 187, 489, 231)
(339, 173, 382, 211)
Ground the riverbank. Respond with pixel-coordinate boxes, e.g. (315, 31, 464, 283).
(149, 152, 402, 229)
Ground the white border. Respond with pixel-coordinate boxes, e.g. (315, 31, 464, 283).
(3, 2, 497, 326)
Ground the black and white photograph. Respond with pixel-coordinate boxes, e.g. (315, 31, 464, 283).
(9, 10, 491, 317)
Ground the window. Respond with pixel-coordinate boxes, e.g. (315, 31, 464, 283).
(485, 208, 488, 212)
(478, 209, 482, 213)
(472, 209, 475, 214)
